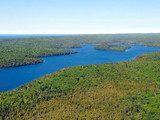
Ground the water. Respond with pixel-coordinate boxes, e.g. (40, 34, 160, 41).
(0, 44, 160, 92)
(0, 34, 74, 38)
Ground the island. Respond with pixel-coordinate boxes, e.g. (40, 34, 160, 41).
(94, 43, 131, 51)
(1, 34, 160, 68)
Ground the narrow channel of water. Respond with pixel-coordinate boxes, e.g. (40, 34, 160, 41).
(0, 44, 160, 92)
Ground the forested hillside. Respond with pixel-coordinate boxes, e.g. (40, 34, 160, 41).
(0, 48, 77, 68)
(1, 33, 160, 68)
(0, 51, 160, 119)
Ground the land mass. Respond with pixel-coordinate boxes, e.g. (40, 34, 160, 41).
(0, 49, 77, 68)
(0, 51, 160, 119)
(94, 44, 131, 51)
(1, 33, 160, 68)
(1, 34, 160, 119)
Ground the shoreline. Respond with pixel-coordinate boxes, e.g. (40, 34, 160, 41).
(1, 44, 160, 92)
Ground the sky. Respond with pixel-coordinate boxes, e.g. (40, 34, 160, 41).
(0, 0, 160, 34)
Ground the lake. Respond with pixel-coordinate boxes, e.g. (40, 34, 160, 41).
(0, 44, 160, 92)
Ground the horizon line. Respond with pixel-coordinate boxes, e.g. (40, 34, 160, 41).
(0, 32, 160, 35)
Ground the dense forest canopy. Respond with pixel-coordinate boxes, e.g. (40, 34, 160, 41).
(1, 33, 160, 68)
(0, 51, 160, 119)
(94, 43, 131, 51)
(0, 34, 160, 119)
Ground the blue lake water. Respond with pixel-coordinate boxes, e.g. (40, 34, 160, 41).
(0, 34, 74, 38)
(0, 44, 160, 92)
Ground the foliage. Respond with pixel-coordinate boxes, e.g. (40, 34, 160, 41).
(0, 51, 160, 119)
(1, 33, 160, 68)
(0, 48, 77, 68)
(94, 43, 131, 51)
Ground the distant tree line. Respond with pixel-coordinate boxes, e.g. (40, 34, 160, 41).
(1, 33, 160, 68)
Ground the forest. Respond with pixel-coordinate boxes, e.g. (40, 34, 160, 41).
(1, 33, 160, 68)
(0, 48, 160, 119)
(0, 48, 77, 68)
(94, 43, 131, 51)
(0, 34, 160, 119)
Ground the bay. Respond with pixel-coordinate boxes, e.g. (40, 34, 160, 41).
(0, 44, 160, 92)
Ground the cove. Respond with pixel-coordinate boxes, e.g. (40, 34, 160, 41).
(0, 44, 160, 92)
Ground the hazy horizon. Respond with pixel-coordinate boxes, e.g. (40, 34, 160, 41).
(0, 33, 160, 35)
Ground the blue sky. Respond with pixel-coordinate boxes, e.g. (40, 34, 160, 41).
(0, 0, 160, 34)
